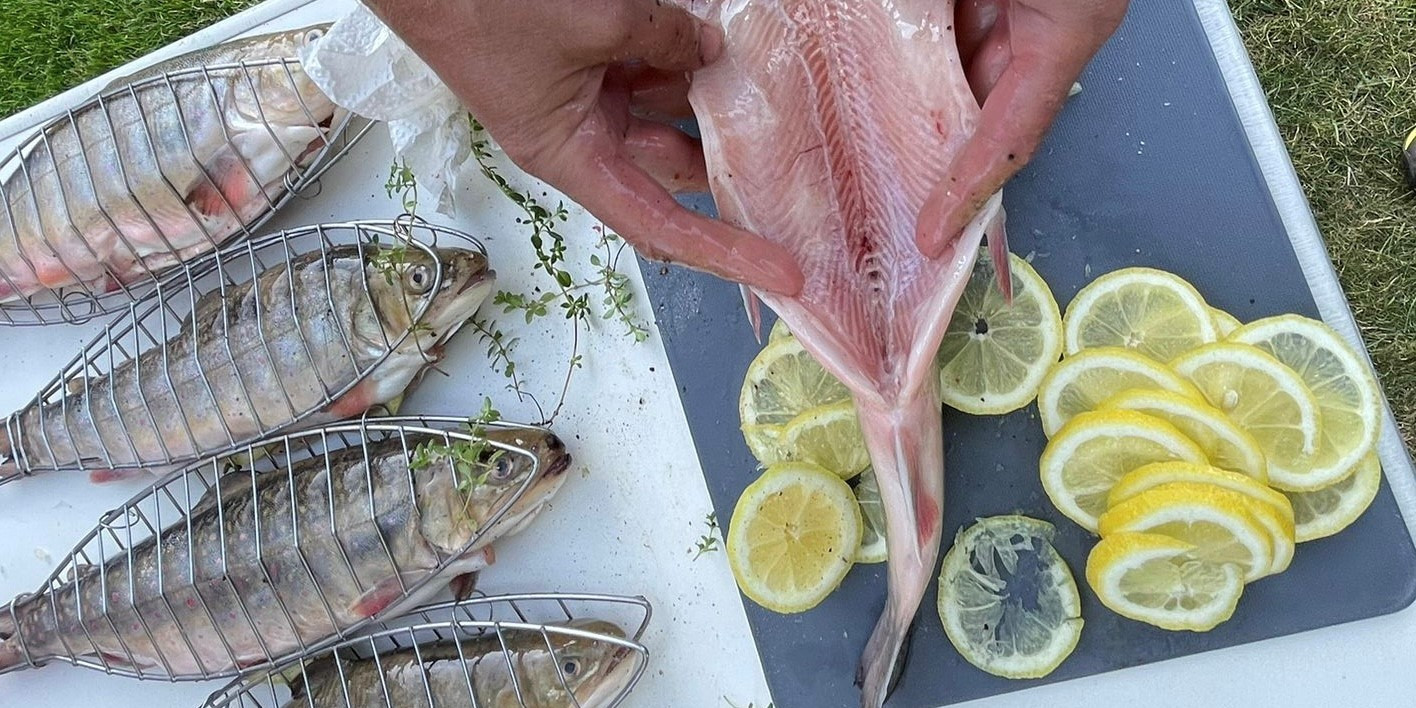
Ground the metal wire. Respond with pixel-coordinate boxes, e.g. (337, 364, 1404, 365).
(0, 220, 489, 482)
(202, 593, 653, 708)
(0, 56, 375, 326)
(0, 415, 566, 682)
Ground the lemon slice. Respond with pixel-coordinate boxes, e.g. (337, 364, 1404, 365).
(1098, 389, 1268, 483)
(1040, 410, 1207, 532)
(1105, 477, 1294, 576)
(740, 338, 851, 465)
(779, 402, 870, 479)
(1098, 484, 1274, 581)
(769, 318, 792, 342)
(1230, 315, 1381, 490)
(1063, 267, 1218, 362)
(937, 252, 1064, 415)
(1037, 347, 1202, 437)
(938, 516, 1083, 679)
(1286, 450, 1383, 542)
(853, 468, 887, 563)
(726, 462, 862, 613)
(1212, 308, 1242, 337)
(1171, 343, 1322, 491)
(1087, 532, 1244, 631)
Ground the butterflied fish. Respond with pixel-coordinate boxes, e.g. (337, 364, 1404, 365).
(678, 2, 1006, 704)
(0, 426, 571, 678)
(0, 25, 344, 305)
(0, 241, 493, 482)
(283, 619, 637, 708)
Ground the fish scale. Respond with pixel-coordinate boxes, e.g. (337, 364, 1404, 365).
(0, 220, 495, 484)
(0, 417, 573, 681)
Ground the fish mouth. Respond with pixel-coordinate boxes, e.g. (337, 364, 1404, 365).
(459, 267, 495, 294)
(545, 450, 571, 478)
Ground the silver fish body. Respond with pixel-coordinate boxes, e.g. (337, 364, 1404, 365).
(285, 620, 636, 708)
(0, 25, 342, 304)
(0, 241, 493, 481)
(0, 427, 571, 678)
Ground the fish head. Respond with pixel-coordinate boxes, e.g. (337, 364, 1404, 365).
(519, 619, 639, 708)
(366, 246, 495, 352)
(418, 427, 570, 553)
(230, 24, 340, 129)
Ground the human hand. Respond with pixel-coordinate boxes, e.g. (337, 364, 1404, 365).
(916, 0, 1130, 258)
(363, 0, 803, 295)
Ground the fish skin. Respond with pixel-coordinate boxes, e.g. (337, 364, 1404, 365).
(0, 25, 341, 303)
(0, 427, 571, 678)
(285, 619, 636, 708)
(678, 2, 1005, 704)
(0, 243, 494, 481)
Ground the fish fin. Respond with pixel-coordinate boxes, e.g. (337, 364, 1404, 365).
(348, 577, 407, 618)
(0, 640, 27, 672)
(326, 379, 377, 419)
(0, 461, 19, 483)
(89, 468, 147, 484)
(185, 157, 254, 219)
(450, 571, 480, 601)
(740, 285, 763, 343)
(986, 211, 1012, 304)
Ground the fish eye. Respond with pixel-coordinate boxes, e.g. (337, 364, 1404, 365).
(302, 28, 325, 45)
(562, 659, 580, 677)
(489, 456, 516, 483)
(406, 265, 433, 294)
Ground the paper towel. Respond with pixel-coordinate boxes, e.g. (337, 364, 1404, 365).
(299, 3, 485, 215)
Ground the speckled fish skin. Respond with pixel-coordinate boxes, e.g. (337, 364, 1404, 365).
(286, 619, 636, 708)
(0, 243, 493, 481)
(0, 25, 345, 303)
(0, 427, 571, 677)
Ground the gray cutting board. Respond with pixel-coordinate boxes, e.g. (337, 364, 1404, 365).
(638, 2, 1416, 706)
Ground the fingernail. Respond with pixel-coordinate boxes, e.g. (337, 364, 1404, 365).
(699, 24, 725, 64)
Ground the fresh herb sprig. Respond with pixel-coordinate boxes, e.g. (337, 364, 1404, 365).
(691, 512, 722, 560)
(409, 398, 506, 502)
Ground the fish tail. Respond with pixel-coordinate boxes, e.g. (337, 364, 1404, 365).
(854, 388, 945, 707)
(986, 210, 1012, 304)
(739, 284, 764, 343)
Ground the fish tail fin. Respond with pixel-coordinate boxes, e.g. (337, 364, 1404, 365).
(987, 210, 1012, 304)
(854, 389, 945, 708)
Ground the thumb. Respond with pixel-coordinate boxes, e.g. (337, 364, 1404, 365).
(596, 0, 724, 71)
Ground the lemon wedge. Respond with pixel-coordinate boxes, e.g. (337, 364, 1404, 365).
(1087, 532, 1244, 631)
(726, 462, 863, 613)
(938, 516, 1083, 679)
(1040, 410, 1207, 531)
(1063, 267, 1218, 362)
(937, 252, 1064, 415)
(1037, 347, 1203, 437)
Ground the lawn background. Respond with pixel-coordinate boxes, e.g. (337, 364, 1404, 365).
(0, 0, 1412, 447)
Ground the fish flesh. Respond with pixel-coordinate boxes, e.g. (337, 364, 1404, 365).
(0, 427, 571, 678)
(283, 619, 637, 708)
(679, 1, 1005, 704)
(0, 241, 494, 482)
(0, 25, 342, 304)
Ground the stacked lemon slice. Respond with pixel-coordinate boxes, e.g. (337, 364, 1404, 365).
(1040, 267, 1384, 630)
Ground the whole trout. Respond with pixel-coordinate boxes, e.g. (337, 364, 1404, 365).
(284, 620, 638, 708)
(0, 427, 571, 678)
(0, 242, 493, 482)
(0, 25, 341, 303)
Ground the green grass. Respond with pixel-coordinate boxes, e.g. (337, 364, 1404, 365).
(0, 1, 1410, 445)
(1233, 0, 1416, 447)
(0, 0, 261, 118)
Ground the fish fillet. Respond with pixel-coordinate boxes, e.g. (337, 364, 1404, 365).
(680, 1, 1004, 704)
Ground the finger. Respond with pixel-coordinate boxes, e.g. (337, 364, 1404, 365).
(590, 0, 724, 71)
(609, 63, 696, 119)
(955, 0, 1004, 65)
(553, 136, 803, 295)
(962, 8, 1012, 103)
(623, 118, 711, 193)
(916, 49, 1085, 258)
